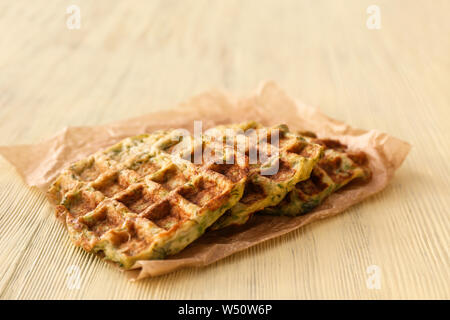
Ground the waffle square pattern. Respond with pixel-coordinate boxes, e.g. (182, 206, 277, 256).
(48, 132, 246, 269)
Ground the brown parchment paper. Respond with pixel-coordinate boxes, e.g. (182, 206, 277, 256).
(0, 81, 411, 281)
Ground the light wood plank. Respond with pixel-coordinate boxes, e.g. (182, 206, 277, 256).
(0, 0, 448, 299)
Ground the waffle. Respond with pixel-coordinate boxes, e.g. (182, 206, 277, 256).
(261, 135, 371, 216)
(47, 132, 247, 269)
(208, 122, 324, 230)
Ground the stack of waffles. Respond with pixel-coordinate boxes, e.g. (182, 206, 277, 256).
(48, 122, 371, 268)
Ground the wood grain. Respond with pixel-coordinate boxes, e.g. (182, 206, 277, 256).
(0, 0, 449, 299)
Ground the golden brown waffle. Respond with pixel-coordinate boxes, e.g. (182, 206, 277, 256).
(261, 135, 372, 216)
(207, 122, 324, 229)
(47, 132, 247, 269)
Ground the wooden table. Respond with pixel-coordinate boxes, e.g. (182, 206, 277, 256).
(0, 0, 448, 299)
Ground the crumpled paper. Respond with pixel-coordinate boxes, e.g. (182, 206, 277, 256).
(0, 82, 411, 280)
